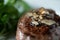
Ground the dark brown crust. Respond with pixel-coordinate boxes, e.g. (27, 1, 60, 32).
(46, 9, 60, 22)
(16, 8, 60, 40)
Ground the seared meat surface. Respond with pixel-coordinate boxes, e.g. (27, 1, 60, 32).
(16, 7, 60, 40)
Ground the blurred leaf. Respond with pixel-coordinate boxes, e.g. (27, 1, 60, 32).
(0, 0, 31, 36)
(1, 14, 8, 23)
(14, 0, 31, 13)
(4, 0, 16, 5)
(21, 1, 31, 11)
(0, 4, 19, 35)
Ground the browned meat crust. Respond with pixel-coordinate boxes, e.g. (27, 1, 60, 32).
(16, 7, 60, 40)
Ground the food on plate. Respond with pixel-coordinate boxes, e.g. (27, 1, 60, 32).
(16, 7, 60, 40)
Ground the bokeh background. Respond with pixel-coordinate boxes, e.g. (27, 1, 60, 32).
(0, 0, 60, 40)
(0, 0, 31, 40)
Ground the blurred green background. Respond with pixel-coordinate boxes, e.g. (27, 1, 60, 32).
(0, 0, 31, 40)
